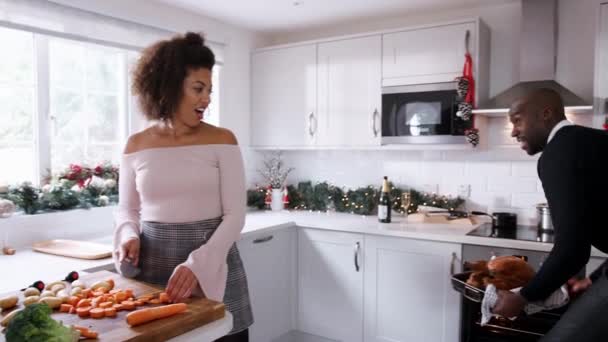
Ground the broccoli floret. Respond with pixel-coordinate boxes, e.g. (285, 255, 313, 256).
(5, 303, 79, 342)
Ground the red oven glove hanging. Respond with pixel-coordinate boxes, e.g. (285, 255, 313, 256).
(462, 52, 479, 146)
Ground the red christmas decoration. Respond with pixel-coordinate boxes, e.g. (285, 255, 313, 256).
(282, 187, 289, 204)
(264, 186, 272, 207)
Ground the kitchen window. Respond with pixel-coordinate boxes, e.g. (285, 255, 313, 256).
(0, 24, 223, 187)
(0, 26, 133, 185)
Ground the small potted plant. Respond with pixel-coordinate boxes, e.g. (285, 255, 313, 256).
(258, 152, 294, 211)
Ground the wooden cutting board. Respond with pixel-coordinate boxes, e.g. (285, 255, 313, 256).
(32, 239, 112, 260)
(0, 271, 226, 341)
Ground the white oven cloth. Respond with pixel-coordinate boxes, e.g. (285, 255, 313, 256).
(481, 284, 569, 326)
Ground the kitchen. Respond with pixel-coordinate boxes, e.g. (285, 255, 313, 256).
(0, 0, 607, 341)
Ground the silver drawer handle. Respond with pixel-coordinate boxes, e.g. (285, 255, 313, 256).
(354, 242, 360, 272)
(253, 235, 274, 244)
(450, 252, 458, 276)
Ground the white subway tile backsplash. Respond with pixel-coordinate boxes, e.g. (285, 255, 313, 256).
(487, 176, 538, 193)
(464, 161, 512, 178)
(511, 161, 538, 177)
(512, 193, 547, 209)
(249, 118, 553, 224)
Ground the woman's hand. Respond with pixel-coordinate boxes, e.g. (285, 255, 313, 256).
(118, 237, 140, 266)
(166, 265, 198, 302)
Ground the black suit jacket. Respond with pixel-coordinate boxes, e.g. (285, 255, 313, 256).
(520, 125, 608, 301)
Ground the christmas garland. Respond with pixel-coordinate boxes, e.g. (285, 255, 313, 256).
(1, 163, 119, 215)
(247, 181, 465, 216)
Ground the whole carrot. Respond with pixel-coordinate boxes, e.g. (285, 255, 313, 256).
(126, 303, 187, 326)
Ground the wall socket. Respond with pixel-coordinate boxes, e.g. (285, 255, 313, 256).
(457, 184, 471, 199)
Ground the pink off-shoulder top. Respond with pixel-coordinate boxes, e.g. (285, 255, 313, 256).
(112, 144, 246, 301)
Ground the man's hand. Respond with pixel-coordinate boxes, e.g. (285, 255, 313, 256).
(492, 290, 527, 318)
(567, 277, 592, 298)
(166, 265, 198, 303)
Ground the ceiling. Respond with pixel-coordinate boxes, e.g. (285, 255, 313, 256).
(153, 0, 515, 34)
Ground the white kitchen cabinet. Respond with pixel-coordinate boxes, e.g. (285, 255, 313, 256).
(382, 21, 475, 86)
(297, 228, 364, 342)
(237, 229, 297, 342)
(317, 35, 382, 146)
(251, 44, 317, 147)
(594, 3, 608, 127)
(363, 235, 461, 342)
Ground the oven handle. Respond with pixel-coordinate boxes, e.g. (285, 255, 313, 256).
(372, 108, 379, 137)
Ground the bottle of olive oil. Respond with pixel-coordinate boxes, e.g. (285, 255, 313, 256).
(378, 176, 391, 223)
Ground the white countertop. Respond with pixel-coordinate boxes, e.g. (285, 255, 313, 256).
(242, 210, 608, 256)
(2, 210, 606, 294)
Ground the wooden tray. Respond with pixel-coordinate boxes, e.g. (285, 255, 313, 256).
(32, 239, 112, 260)
(0, 271, 226, 341)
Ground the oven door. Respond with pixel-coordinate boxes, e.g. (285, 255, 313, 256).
(381, 82, 464, 144)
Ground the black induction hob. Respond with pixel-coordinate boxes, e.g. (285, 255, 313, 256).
(466, 223, 555, 243)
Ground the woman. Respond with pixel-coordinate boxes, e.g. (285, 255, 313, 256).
(112, 32, 253, 342)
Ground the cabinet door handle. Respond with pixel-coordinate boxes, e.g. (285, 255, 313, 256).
(308, 112, 315, 137)
(253, 235, 274, 244)
(354, 242, 360, 272)
(372, 109, 379, 137)
(450, 252, 458, 276)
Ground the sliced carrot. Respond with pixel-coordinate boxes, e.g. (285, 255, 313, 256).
(126, 303, 188, 327)
(69, 306, 76, 314)
(121, 300, 136, 311)
(115, 291, 127, 303)
(113, 303, 124, 311)
(124, 289, 134, 298)
(134, 300, 145, 307)
(68, 296, 80, 307)
(77, 299, 91, 308)
(76, 306, 91, 318)
(149, 299, 161, 305)
(109, 289, 121, 295)
(59, 304, 73, 313)
(74, 326, 99, 339)
(159, 292, 170, 304)
(81, 289, 92, 298)
(90, 308, 105, 319)
(99, 302, 113, 309)
(104, 307, 117, 317)
(92, 290, 105, 297)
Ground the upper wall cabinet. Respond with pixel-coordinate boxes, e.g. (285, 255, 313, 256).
(317, 35, 382, 147)
(251, 44, 317, 147)
(383, 21, 475, 86)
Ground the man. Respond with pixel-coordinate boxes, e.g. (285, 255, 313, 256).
(492, 88, 608, 341)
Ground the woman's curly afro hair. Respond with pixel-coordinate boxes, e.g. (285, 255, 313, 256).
(132, 32, 215, 121)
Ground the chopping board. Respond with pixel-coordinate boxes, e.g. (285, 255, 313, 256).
(32, 239, 112, 260)
(0, 271, 226, 342)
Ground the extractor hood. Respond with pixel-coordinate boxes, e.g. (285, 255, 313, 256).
(474, 0, 592, 114)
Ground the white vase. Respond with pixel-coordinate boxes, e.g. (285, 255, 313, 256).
(270, 188, 284, 211)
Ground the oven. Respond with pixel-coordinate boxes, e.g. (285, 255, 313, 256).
(458, 244, 565, 342)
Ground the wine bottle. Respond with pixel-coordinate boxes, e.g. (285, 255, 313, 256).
(378, 176, 391, 223)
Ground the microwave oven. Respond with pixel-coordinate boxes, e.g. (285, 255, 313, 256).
(381, 82, 471, 144)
